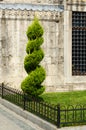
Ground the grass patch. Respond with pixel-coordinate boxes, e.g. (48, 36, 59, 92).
(4, 90, 86, 106)
(40, 91, 86, 127)
(40, 90, 86, 105)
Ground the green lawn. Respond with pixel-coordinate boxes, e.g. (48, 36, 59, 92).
(40, 90, 86, 105)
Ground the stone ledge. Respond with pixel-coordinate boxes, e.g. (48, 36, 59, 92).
(0, 3, 64, 11)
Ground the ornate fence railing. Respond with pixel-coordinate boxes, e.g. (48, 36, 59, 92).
(0, 83, 86, 128)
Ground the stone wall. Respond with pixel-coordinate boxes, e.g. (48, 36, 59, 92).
(0, 1, 86, 92)
(0, 8, 64, 91)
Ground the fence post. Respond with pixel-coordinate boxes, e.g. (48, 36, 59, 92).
(23, 93, 26, 110)
(2, 83, 4, 98)
(57, 104, 60, 128)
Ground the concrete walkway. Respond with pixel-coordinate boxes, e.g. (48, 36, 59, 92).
(0, 103, 43, 130)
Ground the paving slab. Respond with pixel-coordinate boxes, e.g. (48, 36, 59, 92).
(0, 103, 43, 130)
(0, 98, 58, 130)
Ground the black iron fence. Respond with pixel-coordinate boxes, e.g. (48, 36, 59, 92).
(0, 83, 86, 128)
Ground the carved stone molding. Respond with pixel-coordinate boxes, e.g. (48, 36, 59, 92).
(0, 9, 61, 21)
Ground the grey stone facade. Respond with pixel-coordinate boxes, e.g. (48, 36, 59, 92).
(0, 0, 86, 92)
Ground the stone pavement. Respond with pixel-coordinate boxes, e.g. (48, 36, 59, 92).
(0, 103, 43, 130)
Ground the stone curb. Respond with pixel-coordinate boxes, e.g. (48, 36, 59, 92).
(0, 97, 58, 130)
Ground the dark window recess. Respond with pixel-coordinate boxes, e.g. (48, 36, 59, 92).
(72, 12, 86, 75)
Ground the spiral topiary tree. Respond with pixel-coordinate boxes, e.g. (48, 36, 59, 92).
(21, 17, 46, 96)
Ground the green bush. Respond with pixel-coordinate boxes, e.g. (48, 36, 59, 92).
(26, 18, 44, 40)
(21, 17, 46, 96)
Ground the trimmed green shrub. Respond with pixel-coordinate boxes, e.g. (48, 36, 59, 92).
(21, 17, 46, 96)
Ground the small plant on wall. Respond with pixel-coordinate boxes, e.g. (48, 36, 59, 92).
(21, 17, 46, 96)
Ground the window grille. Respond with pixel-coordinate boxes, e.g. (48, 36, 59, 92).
(72, 12, 86, 75)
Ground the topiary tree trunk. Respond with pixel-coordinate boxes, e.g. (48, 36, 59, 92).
(21, 17, 46, 96)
